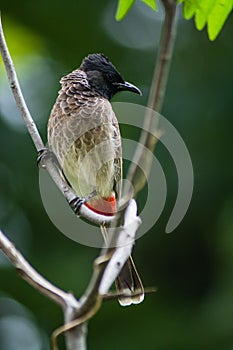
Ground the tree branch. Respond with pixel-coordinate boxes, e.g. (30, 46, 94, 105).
(0, 18, 44, 151)
(126, 0, 177, 196)
(0, 229, 86, 350)
(0, 230, 70, 306)
(0, 199, 140, 349)
(148, 0, 177, 112)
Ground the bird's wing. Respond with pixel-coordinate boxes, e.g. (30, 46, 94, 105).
(113, 124, 122, 201)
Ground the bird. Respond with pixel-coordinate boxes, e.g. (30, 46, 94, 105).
(47, 53, 144, 305)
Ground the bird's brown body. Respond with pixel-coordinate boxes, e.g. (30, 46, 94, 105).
(48, 54, 144, 305)
(48, 69, 121, 215)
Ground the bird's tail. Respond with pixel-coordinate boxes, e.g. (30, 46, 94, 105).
(115, 256, 144, 306)
(100, 224, 144, 306)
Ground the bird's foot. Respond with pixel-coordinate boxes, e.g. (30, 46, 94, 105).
(69, 190, 98, 216)
(69, 196, 87, 216)
(37, 148, 60, 169)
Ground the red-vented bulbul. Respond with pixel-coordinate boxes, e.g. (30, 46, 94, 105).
(48, 53, 144, 305)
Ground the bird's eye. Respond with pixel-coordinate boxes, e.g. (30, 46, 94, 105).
(106, 73, 115, 82)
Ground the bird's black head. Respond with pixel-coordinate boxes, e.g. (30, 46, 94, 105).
(80, 53, 142, 100)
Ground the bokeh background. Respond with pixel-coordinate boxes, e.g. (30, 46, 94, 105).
(0, 1, 233, 349)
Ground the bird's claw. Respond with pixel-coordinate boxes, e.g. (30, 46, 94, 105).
(37, 148, 60, 169)
(37, 148, 49, 167)
(69, 196, 87, 216)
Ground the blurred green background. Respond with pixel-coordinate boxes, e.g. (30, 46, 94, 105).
(0, 1, 233, 349)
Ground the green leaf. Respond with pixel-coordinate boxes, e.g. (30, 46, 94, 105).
(140, 0, 157, 11)
(180, 0, 233, 40)
(183, 0, 198, 19)
(207, 0, 233, 40)
(115, 0, 135, 21)
(195, 0, 216, 30)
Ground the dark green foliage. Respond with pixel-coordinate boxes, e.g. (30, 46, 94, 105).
(0, 1, 233, 349)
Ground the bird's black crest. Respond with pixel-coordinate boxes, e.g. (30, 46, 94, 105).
(80, 53, 121, 77)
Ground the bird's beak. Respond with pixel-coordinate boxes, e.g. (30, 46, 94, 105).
(114, 81, 142, 95)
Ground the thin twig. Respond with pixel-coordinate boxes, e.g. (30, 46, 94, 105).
(102, 287, 157, 301)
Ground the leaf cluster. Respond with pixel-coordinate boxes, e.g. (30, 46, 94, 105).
(179, 0, 233, 40)
(116, 0, 233, 41)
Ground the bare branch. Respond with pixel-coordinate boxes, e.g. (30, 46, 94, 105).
(0, 229, 86, 350)
(50, 199, 141, 348)
(126, 0, 177, 196)
(0, 230, 70, 306)
(0, 17, 44, 151)
(0, 201, 140, 349)
(148, 0, 177, 112)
